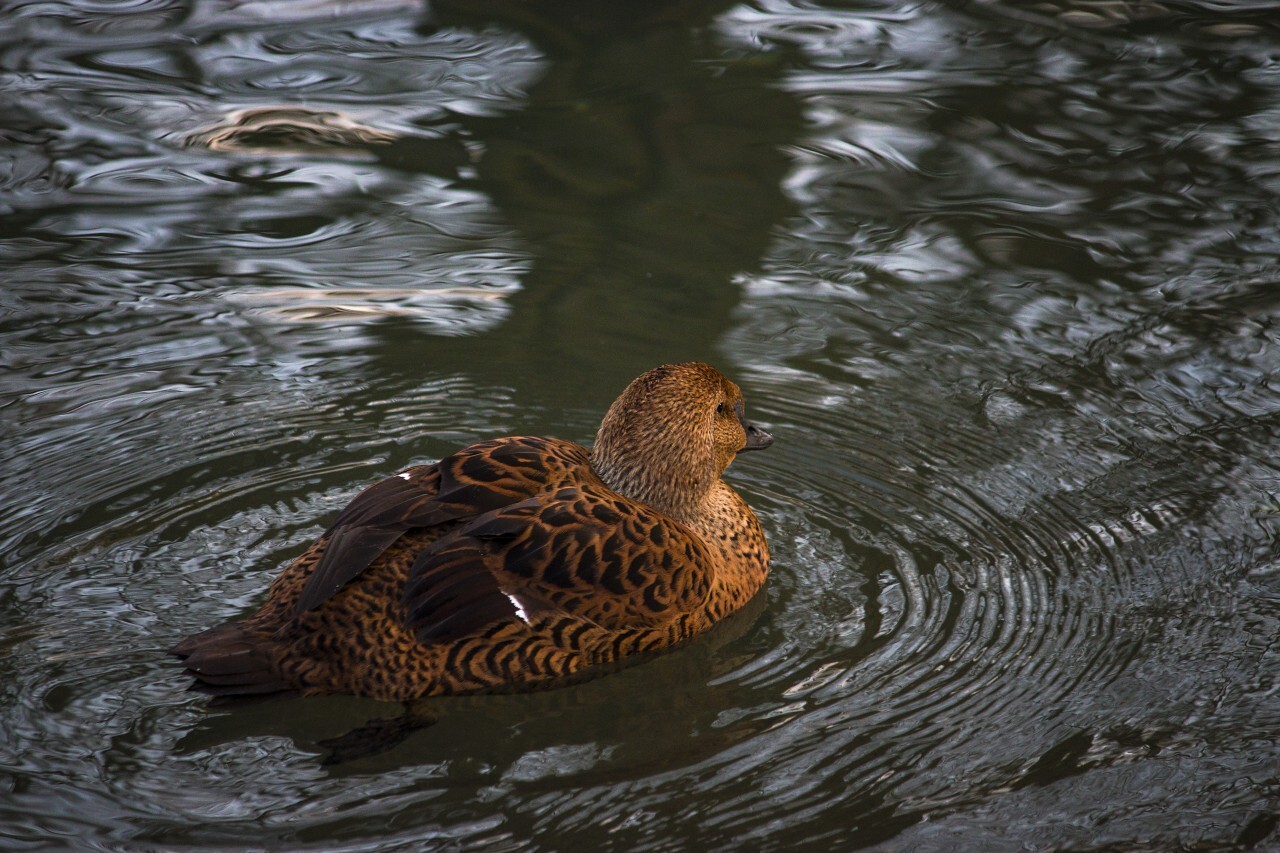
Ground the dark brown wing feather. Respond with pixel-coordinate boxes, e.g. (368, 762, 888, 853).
(404, 484, 714, 644)
(295, 437, 593, 613)
(293, 464, 445, 613)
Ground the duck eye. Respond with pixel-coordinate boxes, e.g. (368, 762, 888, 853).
(716, 402, 726, 415)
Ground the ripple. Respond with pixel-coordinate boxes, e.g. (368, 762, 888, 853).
(13, 318, 1180, 847)
(665, 334, 1260, 838)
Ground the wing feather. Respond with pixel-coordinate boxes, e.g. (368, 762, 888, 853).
(295, 437, 593, 613)
(402, 485, 713, 645)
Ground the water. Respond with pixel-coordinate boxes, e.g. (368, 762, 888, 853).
(3, 0, 1279, 849)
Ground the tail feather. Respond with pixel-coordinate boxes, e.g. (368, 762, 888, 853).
(171, 621, 294, 700)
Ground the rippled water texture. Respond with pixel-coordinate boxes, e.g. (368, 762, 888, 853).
(4, 0, 1280, 849)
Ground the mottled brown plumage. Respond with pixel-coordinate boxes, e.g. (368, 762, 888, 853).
(172, 362, 773, 703)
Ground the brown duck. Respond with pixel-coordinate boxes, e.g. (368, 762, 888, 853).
(172, 362, 774, 703)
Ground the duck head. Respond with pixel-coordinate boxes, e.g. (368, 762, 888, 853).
(591, 362, 773, 522)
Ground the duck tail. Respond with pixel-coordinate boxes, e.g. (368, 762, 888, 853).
(170, 622, 295, 703)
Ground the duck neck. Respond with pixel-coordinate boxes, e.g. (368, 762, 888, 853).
(590, 445, 715, 526)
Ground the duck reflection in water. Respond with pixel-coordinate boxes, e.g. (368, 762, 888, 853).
(173, 363, 773, 760)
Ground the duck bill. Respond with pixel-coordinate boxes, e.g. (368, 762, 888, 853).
(740, 420, 774, 452)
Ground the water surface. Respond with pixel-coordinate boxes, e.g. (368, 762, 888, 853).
(3, 0, 1279, 849)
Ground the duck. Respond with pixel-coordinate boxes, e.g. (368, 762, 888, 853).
(171, 362, 773, 704)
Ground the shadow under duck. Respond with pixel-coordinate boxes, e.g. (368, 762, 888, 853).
(172, 362, 773, 704)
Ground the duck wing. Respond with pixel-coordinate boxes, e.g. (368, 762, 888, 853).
(295, 437, 592, 613)
(403, 484, 714, 644)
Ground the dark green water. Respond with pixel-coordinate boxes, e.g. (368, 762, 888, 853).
(3, 0, 1279, 849)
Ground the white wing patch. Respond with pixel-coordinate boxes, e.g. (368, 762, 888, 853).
(505, 592, 530, 623)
